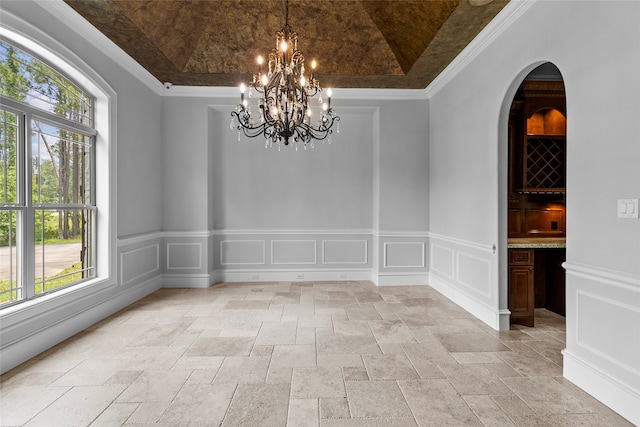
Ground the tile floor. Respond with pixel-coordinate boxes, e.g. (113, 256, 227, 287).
(0, 281, 633, 426)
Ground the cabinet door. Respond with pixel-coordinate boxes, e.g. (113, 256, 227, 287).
(509, 265, 534, 327)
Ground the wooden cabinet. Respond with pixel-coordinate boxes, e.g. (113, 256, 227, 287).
(509, 249, 534, 327)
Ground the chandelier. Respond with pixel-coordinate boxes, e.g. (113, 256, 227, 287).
(230, 0, 339, 150)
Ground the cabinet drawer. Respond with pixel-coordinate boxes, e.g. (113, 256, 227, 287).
(509, 249, 533, 265)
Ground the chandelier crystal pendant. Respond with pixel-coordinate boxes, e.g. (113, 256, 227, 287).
(230, 0, 339, 150)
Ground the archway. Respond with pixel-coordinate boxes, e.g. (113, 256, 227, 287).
(498, 62, 567, 330)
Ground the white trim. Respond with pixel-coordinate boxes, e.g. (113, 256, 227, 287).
(271, 240, 317, 265)
(162, 274, 211, 288)
(219, 240, 266, 266)
(212, 269, 372, 283)
(428, 272, 502, 330)
(213, 228, 373, 236)
(563, 261, 640, 290)
(120, 244, 160, 286)
(563, 349, 639, 426)
(37, 0, 164, 94)
(0, 276, 161, 374)
(166, 242, 203, 270)
(375, 272, 428, 287)
(117, 231, 163, 247)
(165, 86, 429, 101)
(321, 239, 369, 265)
(429, 232, 494, 253)
(425, 0, 536, 98)
(383, 242, 426, 268)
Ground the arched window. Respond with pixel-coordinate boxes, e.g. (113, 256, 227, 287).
(1, 39, 96, 306)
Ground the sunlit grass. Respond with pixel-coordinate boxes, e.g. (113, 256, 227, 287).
(0, 262, 82, 305)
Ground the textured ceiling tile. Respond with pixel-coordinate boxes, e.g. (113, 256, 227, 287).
(63, 0, 509, 88)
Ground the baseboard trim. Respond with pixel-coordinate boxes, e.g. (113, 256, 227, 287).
(563, 349, 639, 425)
(162, 274, 213, 288)
(428, 273, 503, 330)
(374, 273, 428, 287)
(212, 269, 372, 283)
(0, 276, 162, 374)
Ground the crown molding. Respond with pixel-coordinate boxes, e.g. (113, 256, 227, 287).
(163, 86, 428, 101)
(38, 0, 165, 94)
(425, 0, 536, 98)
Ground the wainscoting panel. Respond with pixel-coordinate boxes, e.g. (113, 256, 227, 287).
(373, 233, 428, 286)
(563, 262, 640, 425)
(220, 240, 266, 265)
(457, 252, 492, 298)
(271, 240, 316, 265)
(167, 242, 202, 270)
(213, 231, 374, 282)
(430, 244, 455, 279)
(384, 242, 425, 268)
(428, 233, 500, 328)
(322, 240, 368, 265)
(120, 244, 160, 286)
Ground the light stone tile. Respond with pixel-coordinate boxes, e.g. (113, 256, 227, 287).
(186, 337, 254, 357)
(438, 364, 513, 396)
(24, 385, 126, 427)
(333, 320, 373, 336)
(126, 402, 170, 424)
(222, 383, 291, 426)
(0, 385, 71, 426)
(317, 335, 381, 355)
(251, 344, 274, 357)
(171, 355, 224, 371)
(217, 320, 262, 337)
(89, 402, 139, 426)
(185, 369, 218, 384)
(435, 332, 511, 352)
(288, 398, 320, 427)
(463, 395, 517, 426)
(213, 356, 270, 383)
(491, 394, 536, 419)
(123, 346, 187, 370)
(320, 397, 350, 419)
(116, 370, 190, 403)
(501, 377, 595, 416)
(159, 382, 236, 425)
(345, 380, 412, 418)
(292, 366, 346, 398)
(322, 419, 418, 426)
(496, 349, 563, 377)
(369, 320, 417, 344)
(450, 352, 504, 364)
(363, 354, 419, 380)
(255, 321, 298, 345)
(342, 366, 369, 381)
(298, 314, 333, 328)
(398, 379, 479, 421)
(297, 327, 317, 344)
(105, 369, 144, 385)
(271, 344, 317, 368)
(346, 306, 383, 321)
(50, 359, 130, 386)
(401, 342, 458, 365)
(266, 365, 293, 383)
(317, 354, 363, 368)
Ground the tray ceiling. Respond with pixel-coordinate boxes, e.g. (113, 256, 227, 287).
(64, 0, 508, 89)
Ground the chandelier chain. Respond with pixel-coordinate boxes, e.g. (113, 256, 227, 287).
(230, 0, 340, 150)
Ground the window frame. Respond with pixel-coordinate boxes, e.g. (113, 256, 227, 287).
(0, 20, 116, 313)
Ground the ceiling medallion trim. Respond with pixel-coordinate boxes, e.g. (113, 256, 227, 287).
(230, 0, 339, 151)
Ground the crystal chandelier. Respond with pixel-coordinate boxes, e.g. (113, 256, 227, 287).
(230, 0, 339, 150)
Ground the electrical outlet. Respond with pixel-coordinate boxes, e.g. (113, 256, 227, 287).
(296, 274, 304, 280)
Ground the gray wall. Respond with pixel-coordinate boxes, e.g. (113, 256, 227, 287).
(428, 1, 639, 423)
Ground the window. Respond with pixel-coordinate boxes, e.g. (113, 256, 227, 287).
(1, 40, 96, 306)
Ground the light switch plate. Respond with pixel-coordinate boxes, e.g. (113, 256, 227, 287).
(618, 199, 639, 218)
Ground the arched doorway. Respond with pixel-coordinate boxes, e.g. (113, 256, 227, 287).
(499, 62, 567, 330)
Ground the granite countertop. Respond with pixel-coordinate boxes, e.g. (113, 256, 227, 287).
(507, 237, 566, 249)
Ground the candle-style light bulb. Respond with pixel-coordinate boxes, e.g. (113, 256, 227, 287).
(300, 76, 306, 87)
(311, 59, 317, 70)
(257, 56, 263, 65)
(240, 83, 246, 94)
(261, 74, 268, 85)
(281, 41, 288, 52)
